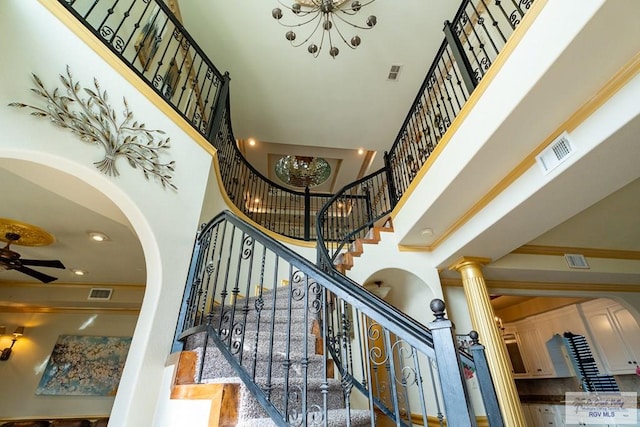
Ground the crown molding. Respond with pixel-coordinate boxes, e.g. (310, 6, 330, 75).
(512, 245, 640, 260)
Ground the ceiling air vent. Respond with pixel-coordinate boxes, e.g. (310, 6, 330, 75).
(565, 254, 589, 269)
(387, 64, 402, 81)
(536, 131, 576, 175)
(88, 288, 113, 300)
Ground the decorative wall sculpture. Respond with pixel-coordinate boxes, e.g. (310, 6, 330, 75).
(9, 66, 177, 190)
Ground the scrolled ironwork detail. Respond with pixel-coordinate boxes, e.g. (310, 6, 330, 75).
(241, 234, 254, 259)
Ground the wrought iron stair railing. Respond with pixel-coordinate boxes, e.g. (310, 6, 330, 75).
(317, 0, 534, 269)
(174, 210, 503, 426)
(56, 0, 334, 241)
(56, 0, 534, 247)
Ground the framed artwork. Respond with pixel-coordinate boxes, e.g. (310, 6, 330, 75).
(36, 335, 132, 396)
(135, 20, 160, 69)
(161, 61, 179, 99)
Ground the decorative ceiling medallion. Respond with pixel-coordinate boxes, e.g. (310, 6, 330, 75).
(9, 66, 177, 190)
(275, 155, 331, 188)
(0, 218, 55, 247)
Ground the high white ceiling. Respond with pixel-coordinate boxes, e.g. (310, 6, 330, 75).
(178, 0, 459, 156)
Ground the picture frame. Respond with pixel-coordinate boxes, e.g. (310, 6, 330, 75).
(135, 20, 160, 69)
(36, 335, 132, 396)
(161, 60, 179, 99)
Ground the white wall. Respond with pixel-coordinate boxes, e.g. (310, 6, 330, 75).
(0, 312, 137, 419)
(0, 2, 218, 425)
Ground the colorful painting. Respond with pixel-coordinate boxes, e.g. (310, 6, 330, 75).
(36, 335, 132, 396)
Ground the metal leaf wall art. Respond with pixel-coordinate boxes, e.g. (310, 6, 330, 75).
(9, 66, 177, 190)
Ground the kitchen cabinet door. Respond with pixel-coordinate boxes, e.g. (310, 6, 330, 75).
(583, 301, 640, 374)
(610, 306, 640, 368)
(518, 326, 555, 376)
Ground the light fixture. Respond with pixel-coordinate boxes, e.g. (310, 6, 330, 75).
(0, 326, 25, 361)
(272, 0, 377, 58)
(71, 269, 87, 276)
(248, 138, 256, 146)
(88, 231, 109, 242)
(365, 280, 391, 299)
(357, 148, 364, 155)
(421, 228, 433, 237)
(275, 155, 331, 188)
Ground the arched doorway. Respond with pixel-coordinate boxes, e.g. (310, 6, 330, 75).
(0, 156, 151, 421)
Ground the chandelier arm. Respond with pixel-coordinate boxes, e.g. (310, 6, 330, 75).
(290, 14, 325, 49)
(275, 10, 323, 29)
(277, 0, 320, 15)
(333, 11, 375, 30)
(331, 15, 358, 50)
(335, 0, 376, 15)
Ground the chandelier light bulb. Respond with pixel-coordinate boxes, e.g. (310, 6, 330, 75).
(272, 0, 377, 58)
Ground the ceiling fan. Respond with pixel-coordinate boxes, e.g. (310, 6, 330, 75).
(0, 232, 65, 283)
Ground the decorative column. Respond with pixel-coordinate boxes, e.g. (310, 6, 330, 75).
(449, 257, 526, 427)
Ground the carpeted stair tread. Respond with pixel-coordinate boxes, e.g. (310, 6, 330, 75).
(236, 409, 372, 427)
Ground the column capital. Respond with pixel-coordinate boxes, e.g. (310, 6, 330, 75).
(448, 256, 491, 272)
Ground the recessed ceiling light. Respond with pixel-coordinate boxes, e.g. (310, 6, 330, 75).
(88, 231, 109, 242)
(248, 138, 256, 146)
(71, 269, 87, 276)
(421, 228, 433, 236)
(358, 148, 364, 155)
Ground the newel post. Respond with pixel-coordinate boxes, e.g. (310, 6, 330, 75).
(428, 299, 477, 427)
(383, 151, 398, 207)
(469, 330, 504, 427)
(206, 71, 231, 143)
(304, 186, 311, 241)
(443, 20, 477, 94)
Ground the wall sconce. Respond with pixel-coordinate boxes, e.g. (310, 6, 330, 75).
(0, 326, 25, 361)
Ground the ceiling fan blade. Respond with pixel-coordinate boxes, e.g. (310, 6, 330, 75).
(19, 259, 66, 269)
(15, 266, 59, 283)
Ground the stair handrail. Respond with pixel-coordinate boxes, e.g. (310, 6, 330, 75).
(315, 167, 391, 272)
(316, 0, 534, 273)
(175, 210, 504, 425)
(55, 0, 336, 242)
(211, 92, 335, 241)
(179, 211, 441, 358)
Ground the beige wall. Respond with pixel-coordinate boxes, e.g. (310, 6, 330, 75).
(0, 311, 138, 419)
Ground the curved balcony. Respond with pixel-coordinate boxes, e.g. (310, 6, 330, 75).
(57, 0, 534, 255)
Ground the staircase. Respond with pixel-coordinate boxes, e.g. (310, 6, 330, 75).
(174, 211, 501, 427)
(183, 283, 371, 426)
(333, 219, 393, 273)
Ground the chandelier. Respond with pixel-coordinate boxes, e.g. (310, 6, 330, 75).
(272, 1, 377, 58)
(275, 155, 331, 188)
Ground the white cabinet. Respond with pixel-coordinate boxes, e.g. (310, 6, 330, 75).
(581, 300, 640, 374)
(504, 317, 557, 378)
(518, 325, 555, 376)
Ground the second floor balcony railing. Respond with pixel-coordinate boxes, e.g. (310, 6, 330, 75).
(317, 0, 534, 271)
(58, 0, 535, 250)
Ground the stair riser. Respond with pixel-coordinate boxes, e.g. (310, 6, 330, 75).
(200, 350, 328, 380)
(233, 380, 347, 421)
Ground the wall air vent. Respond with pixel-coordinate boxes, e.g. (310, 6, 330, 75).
(565, 254, 589, 269)
(535, 131, 576, 175)
(88, 288, 113, 300)
(387, 64, 402, 81)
